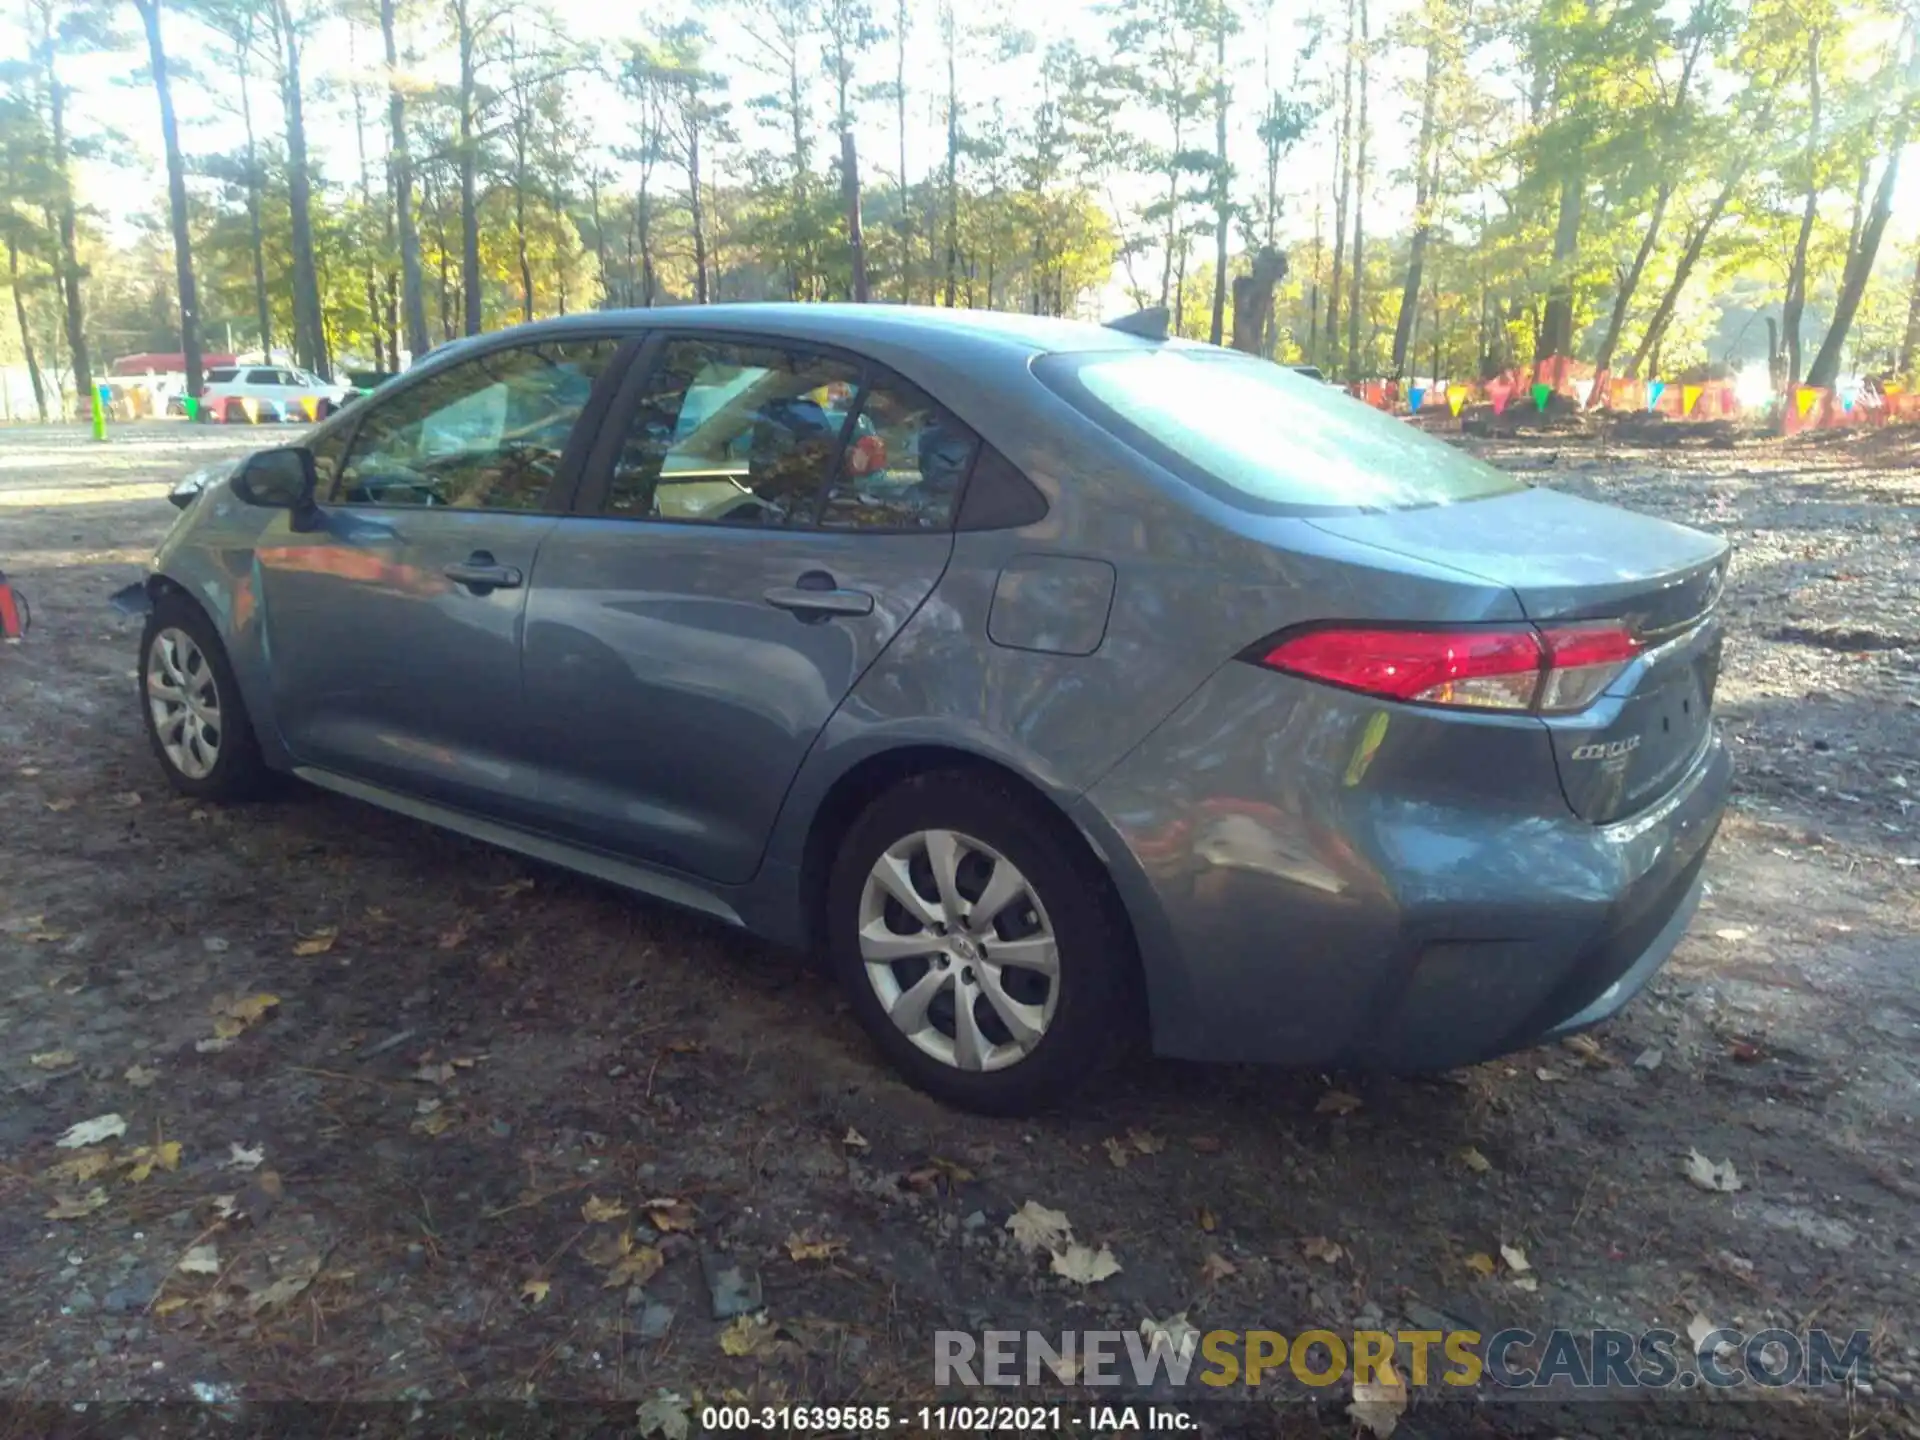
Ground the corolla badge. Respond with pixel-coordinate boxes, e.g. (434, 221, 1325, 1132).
(1571, 736, 1641, 761)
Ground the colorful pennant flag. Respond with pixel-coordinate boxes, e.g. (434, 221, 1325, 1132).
(1409, 386, 1426, 413)
(1682, 385, 1702, 416)
(1492, 391, 1509, 415)
(1447, 386, 1468, 417)
(1532, 382, 1551, 412)
(1574, 378, 1595, 408)
(1796, 388, 1817, 418)
(1648, 381, 1665, 411)
(1840, 390, 1856, 413)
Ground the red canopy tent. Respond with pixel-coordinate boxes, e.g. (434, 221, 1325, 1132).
(110, 352, 240, 376)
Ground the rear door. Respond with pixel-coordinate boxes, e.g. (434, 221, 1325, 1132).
(254, 333, 627, 819)
(519, 333, 972, 882)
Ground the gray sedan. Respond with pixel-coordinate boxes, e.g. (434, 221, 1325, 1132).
(118, 305, 1729, 1114)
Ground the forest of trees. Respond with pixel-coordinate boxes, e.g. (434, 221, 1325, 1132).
(2, 0, 1919, 422)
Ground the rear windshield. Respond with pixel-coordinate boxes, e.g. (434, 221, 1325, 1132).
(1035, 347, 1525, 513)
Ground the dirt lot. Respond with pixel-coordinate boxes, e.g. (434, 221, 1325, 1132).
(0, 421, 1916, 1437)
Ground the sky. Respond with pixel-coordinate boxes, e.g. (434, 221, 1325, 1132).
(16, 0, 1920, 326)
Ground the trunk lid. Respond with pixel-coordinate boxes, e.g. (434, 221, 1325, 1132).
(1309, 486, 1729, 823)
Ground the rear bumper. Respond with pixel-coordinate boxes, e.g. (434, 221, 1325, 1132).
(1079, 663, 1730, 1069)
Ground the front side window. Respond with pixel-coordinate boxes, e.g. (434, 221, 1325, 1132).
(335, 338, 616, 510)
(605, 339, 858, 525)
(819, 378, 977, 531)
(1036, 347, 1526, 512)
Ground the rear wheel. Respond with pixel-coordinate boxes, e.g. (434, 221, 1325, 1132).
(827, 771, 1136, 1114)
(139, 596, 273, 802)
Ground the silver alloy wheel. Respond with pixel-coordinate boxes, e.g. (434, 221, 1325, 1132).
(858, 828, 1059, 1073)
(146, 627, 222, 780)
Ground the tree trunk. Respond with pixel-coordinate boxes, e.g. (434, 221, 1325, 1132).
(137, 0, 202, 400)
(1325, 0, 1355, 375)
(382, 0, 429, 362)
(236, 30, 273, 356)
(1346, 0, 1370, 378)
(842, 128, 869, 302)
(1626, 170, 1746, 378)
(6, 235, 48, 422)
(1898, 246, 1920, 386)
(1782, 28, 1820, 387)
(942, 3, 959, 308)
(41, 15, 93, 416)
(1588, 182, 1670, 392)
(275, 2, 327, 373)
(1390, 32, 1440, 379)
(457, 3, 482, 335)
(1535, 169, 1582, 363)
(1208, 17, 1230, 347)
(1806, 132, 1909, 388)
(688, 118, 709, 304)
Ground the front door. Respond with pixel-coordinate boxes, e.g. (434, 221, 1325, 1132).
(520, 335, 976, 883)
(255, 334, 623, 818)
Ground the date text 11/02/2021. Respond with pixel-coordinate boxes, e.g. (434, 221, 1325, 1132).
(697, 1406, 1194, 1432)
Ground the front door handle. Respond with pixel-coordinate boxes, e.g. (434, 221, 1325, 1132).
(444, 552, 523, 592)
(764, 575, 874, 618)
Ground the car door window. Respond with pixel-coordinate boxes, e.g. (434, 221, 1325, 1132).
(819, 376, 978, 531)
(605, 338, 858, 525)
(335, 337, 617, 510)
(246, 369, 279, 386)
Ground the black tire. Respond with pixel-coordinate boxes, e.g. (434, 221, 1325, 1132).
(827, 770, 1138, 1115)
(138, 594, 275, 802)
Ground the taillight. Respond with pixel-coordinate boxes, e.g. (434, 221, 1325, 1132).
(1252, 623, 1639, 714)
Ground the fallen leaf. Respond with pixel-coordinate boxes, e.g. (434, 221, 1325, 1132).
(1315, 1089, 1363, 1116)
(436, 922, 469, 950)
(1728, 1040, 1764, 1063)
(194, 1037, 233, 1054)
(1140, 1312, 1199, 1352)
(246, 1266, 317, 1315)
(115, 791, 143, 808)
(1458, 1146, 1493, 1174)
(1200, 1252, 1236, 1285)
(1688, 1314, 1737, 1359)
(635, 1390, 691, 1440)
(123, 1140, 183, 1183)
(1499, 1243, 1531, 1274)
(582, 1194, 630, 1224)
(1562, 1034, 1606, 1063)
(210, 993, 280, 1040)
(521, 1277, 551, 1305)
(1535, 1066, 1564, 1083)
(1633, 1047, 1664, 1071)
(30, 1050, 76, 1069)
(291, 926, 338, 957)
(665, 1038, 702, 1054)
(899, 1157, 974, 1193)
(643, 1197, 697, 1233)
(154, 1296, 191, 1317)
(604, 1244, 665, 1289)
(45, 1189, 109, 1220)
(415, 1061, 457, 1085)
(1683, 1149, 1742, 1193)
(1713, 927, 1751, 942)
(582, 1229, 633, 1268)
(124, 1064, 159, 1088)
(1465, 1252, 1498, 1277)
(24, 926, 67, 943)
(1102, 1137, 1131, 1169)
(45, 798, 75, 812)
(719, 1315, 779, 1357)
(1300, 1236, 1344, 1265)
(1511, 1276, 1539, 1293)
(1197, 1205, 1217, 1233)
(45, 1148, 115, 1183)
(494, 877, 535, 899)
(1005, 1200, 1073, 1256)
(1350, 1356, 1409, 1439)
(1127, 1128, 1164, 1155)
(178, 1244, 221, 1276)
(225, 1143, 265, 1171)
(412, 1109, 455, 1136)
(1050, 1242, 1121, 1285)
(841, 1128, 870, 1151)
(1188, 1135, 1222, 1154)
(785, 1232, 847, 1262)
(57, 1113, 127, 1149)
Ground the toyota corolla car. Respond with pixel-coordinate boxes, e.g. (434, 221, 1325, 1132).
(115, 306, 1730, 1114)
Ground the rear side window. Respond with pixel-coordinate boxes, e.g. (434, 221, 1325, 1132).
(1036, 348, 1525, 512)
(819, 377, 977, 531)
(206, 368, 238, 384)
(246, 369, 279, 385)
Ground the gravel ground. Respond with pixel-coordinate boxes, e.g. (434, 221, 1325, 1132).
(0, 420, 1915, 1439)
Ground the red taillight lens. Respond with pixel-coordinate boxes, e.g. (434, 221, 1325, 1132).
(1254, 622, 1640, 714)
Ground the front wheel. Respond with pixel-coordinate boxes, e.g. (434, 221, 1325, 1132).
(138, 596, 274, 801)
(827, 772, 1137, 1115)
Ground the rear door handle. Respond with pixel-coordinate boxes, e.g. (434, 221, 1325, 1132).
(763, 584, 874, 618)
(444, 554, 523, 591)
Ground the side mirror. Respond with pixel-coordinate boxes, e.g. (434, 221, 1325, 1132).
(233, 447, 317, 510)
